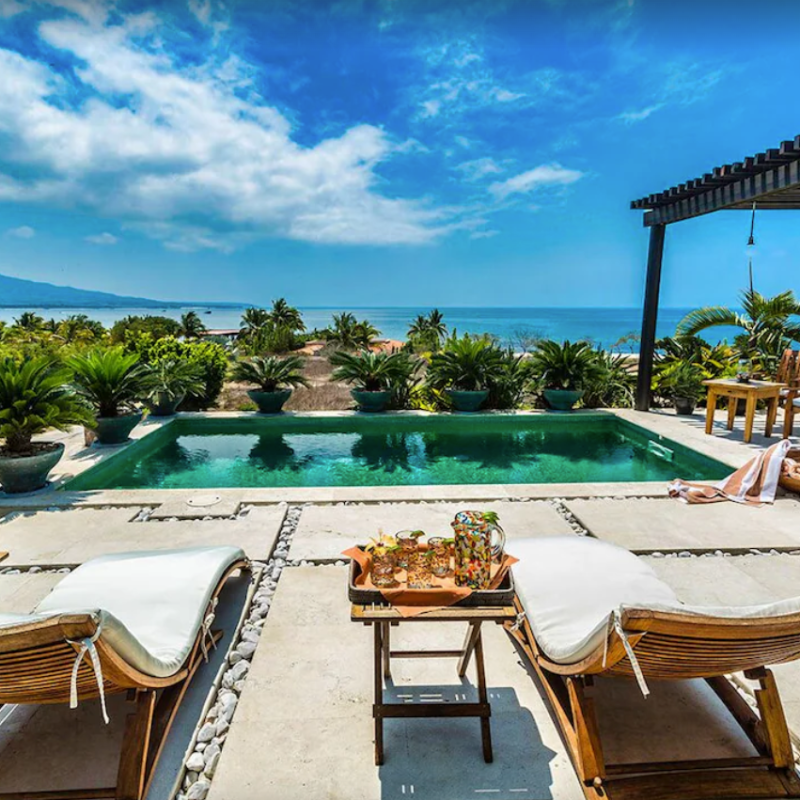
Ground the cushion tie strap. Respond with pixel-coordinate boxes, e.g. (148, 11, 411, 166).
(612, 610, 649, 698)
(67, 626, 109, 724)
(200, 598, 219, 662)
(509, 611, 526, 632)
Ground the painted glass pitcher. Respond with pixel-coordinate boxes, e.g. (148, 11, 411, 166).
(451, 510, 506, 589)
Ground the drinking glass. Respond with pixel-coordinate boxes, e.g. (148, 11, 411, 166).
(427, 537, 451, 577)
(406, 550, 433, 589)
(396, 530, 419, 569)
(371, 550, 397, 588)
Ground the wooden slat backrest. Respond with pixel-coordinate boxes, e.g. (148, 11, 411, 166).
(776, 348, 800, 387)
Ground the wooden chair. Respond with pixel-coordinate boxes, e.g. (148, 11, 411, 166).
(0, 552, 249, 800)
(777, 348, 800, 438)
(508, 600, 800, 800)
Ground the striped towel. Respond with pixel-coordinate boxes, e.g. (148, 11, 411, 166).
(668, 439, 793, 505)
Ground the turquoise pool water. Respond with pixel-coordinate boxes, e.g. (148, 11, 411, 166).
(67, 414, 730, 490)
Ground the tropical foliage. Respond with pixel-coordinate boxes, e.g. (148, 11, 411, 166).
(0, 357, 92, 455)
(407, 309, 447, 353)
(140, 359, 206, 406)
(677, 288, 800, 373)
(231, 355, 310, 392)
(661, 361, 705, 401)
(68, 348, 147, 418)
(325, 313, 380, 350)
(581, 350, 636, 409)
(179, 311, 207, 339)
(426, 333, 506, 393)
(109, 315, 181, 344)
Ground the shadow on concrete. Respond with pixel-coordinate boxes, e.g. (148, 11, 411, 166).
(378, 682, 557, 800)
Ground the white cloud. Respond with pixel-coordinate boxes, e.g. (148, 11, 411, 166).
(0, 0, 25, 19)
(469, 229, 499, 240)
(85, 231, 118, 245)
(0, 9, 449, 249)
(7, 225, 35, 238)
(489, 164, 584, 200)
(456, 157, 504, 182)
(616, 104, 662, 124)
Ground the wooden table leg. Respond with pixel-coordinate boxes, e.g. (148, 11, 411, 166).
(382, 621, 391, 680)
(473, 629, 493, 763)
(766, 395, 778, 438)
(373, 623, 384, 766)
(726, 398, 737, 430)
(705, 390, 718, 435)
(457, 621, 482, 678)
(744, 392, 757, 443)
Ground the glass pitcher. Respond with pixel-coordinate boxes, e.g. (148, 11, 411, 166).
(451, 510, 506, 589)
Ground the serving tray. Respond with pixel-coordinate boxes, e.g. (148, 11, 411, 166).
(347, 548, 516, 607)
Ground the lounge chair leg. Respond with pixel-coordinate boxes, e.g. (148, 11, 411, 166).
(745, 667, 794, 770)
(116, 690, 157, 800)
(566, 677, 606, 785)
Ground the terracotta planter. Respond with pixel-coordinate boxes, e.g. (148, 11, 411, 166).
(247, 389, 292, 414)
(95, 412, 143, 445)
(446, 389, 489, 412)
(0, 443, 64, 494)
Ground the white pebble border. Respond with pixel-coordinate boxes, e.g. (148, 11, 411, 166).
(174, 503, 303, 800)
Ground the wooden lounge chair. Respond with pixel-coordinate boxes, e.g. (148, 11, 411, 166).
(776, 349, 800, 438)
(0, 546, 250, 800)
(506, 536, 800, 800)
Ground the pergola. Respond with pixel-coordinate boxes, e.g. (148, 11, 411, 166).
(630, 134, 800, 411)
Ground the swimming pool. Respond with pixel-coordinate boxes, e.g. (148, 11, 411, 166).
(66, 413, 729, 490)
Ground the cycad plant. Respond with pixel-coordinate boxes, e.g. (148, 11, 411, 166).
(232, 355, 310, 392)
(140, 359, 205, 414)
(68, 348, 147, 418)
(330, 350, 416, 392)
(529, 340, 603, 391)
(0, 357, 92, 456)
(426, 334, 505, 392)
(677, 288, 800, 373)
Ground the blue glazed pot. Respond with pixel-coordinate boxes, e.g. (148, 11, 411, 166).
(446, 389, 489, 412)
(146, 392, 185, 417)
(248, 389, 293, 414)
(351, 389, 392, 412)
(95, 412, 143, 444)
(543, 389, 583, 412)
(0, 442, 64, 494)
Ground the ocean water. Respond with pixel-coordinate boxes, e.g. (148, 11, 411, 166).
(0, 305, 742, 351)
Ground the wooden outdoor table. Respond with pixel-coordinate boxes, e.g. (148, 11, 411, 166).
(703, 379, 786, 444)
(351, 602, 517, 765)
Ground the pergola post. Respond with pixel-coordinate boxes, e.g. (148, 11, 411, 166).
(635, 223, 666, 411)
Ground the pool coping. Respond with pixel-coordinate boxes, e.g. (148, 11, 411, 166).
(0, 408, 753, 509)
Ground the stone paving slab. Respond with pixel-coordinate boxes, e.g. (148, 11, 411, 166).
(290, 501, 576, 561)
(644, 553, 800, 740)
(566, 497, 800, 552)
(0, 573, 64, 612)
(149, 494, 243, 520)
(0, 506, 284, 565)
(0, 696, 127, 793)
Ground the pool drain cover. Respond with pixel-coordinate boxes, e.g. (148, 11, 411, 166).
(186, 494, 222, 508)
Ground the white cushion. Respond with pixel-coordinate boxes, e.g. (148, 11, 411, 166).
(513, 537, 800, 666)
(25, 546, 246, 678)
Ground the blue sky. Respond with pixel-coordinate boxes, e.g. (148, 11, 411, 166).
(0, 0, 798, 307)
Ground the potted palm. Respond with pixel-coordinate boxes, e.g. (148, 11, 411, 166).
(529, 340, 602, 411)
(663, 362, 705, 415)
(0, 357, 92, 493)
(426, 335, 504, 411)
(329, 350, 416, 412)
(68, 349, 147, 444)
(231, 355, 309, 413)
(140, 359, 206, 416)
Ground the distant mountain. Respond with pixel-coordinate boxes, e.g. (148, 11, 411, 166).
(0, 273, 240, 309)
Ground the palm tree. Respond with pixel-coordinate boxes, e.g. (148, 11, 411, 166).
(407, 308, 447, 352)
(180, 311, 207, 339)
(14, 312, 44, 331)
(425, 309, 447, 342)
(327, 313, 363, 349)
(267, 298, 305, 332)
(677, 288, 800, 370)
(239, 307, 270, 341)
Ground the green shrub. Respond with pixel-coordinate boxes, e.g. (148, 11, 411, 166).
(109, 315, 181, 344)
(68, 348, 147, 418)
(125, 334, 228, 410)
(140, 359, 206, 407)
(581, 351, 635, 409)
(426, 333, 505, 392)
(529, 340, 603, 391)
(231, 355, 310, 392)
